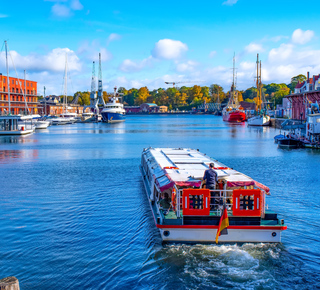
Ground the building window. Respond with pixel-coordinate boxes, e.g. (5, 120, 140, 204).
(12, 80, 14, 84)
(3, 87, 5, 92)
(27, 90, 29, 94)
(16, 88, 19, 93)
(27, 82, 29, 87)
(31, 83, 33, 87)
(12, 88, 14, 92)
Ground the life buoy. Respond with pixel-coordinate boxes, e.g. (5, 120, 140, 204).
(171, 188, 176, 210)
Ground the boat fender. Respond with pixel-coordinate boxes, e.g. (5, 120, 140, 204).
(171, 188, 176, 210)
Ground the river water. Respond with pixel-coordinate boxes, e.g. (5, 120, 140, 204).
(0, 115, 319, 289)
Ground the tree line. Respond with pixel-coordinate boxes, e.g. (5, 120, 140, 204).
(47, 74, 306, 110)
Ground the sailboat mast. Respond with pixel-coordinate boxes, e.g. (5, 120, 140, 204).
(5, 41, 11, 115)
(44, 86, 47, 115)
(259, 60, 262, 109)
(64, 53, 68, 114)
(24, 70, 28, 114)
(256, 53, 261, 111)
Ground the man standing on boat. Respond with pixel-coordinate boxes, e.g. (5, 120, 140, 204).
(203, 163, 219, 209)
(203, 163, 218, 189)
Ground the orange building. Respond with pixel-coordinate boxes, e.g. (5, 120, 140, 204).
(0, 73, 38, 115)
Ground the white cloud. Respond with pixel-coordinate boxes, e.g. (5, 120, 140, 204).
(70, 0, 83, 10)
(77, 40, 112, 62)
(245, 42, 264, 53)
(0, 48, 81, 73)
(0, 14, 8, 18)
(107, 33, 122, 45)
(119, 56, 153, 73)
(50, 0, 83, 17)
(51, 4, 71, 17)
(108, 33, 121, 42)
(222, 0, 238, 6)
(209, 51, 217, 58)
(268, 43, 294, 63)
(176, 60, 198, 72)
(292, 29, 314, 45)
(152, 39, 188, 60)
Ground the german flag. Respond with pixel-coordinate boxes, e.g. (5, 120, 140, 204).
(215, 206, 229, 244)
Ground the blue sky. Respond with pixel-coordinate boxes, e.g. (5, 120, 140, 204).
(1, 0, 320, 95)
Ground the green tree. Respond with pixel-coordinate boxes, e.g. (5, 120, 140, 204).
(288, 74, 306, 92)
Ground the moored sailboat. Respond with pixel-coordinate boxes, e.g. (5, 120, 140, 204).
(247, 54, 270, 126)
(222, 55, 246, 123)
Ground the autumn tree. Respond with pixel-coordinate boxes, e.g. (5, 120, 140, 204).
(135, 86, 150, 105)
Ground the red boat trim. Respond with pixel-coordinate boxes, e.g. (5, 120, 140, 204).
(156, 224, 287, 230)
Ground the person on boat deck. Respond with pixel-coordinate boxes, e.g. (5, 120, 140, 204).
(203, 163, 218, 189)
(159, 192, 171, 210)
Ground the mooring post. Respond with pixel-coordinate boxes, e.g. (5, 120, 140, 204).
(0, 276, 20, 290)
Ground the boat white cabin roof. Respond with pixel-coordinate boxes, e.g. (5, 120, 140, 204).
(143, 148, 269, 192)
(0, 114, 34, 120)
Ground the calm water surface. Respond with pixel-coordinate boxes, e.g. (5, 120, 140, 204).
(0, 115, 319, 289)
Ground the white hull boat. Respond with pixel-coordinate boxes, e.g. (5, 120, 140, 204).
(0, 115, 35, 136)
(35, 120, 50, 129)
(247, 114, 270, 126)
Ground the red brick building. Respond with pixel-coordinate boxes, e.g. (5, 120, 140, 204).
(287, 72, 320, 120)
(0, 74, 38, 115)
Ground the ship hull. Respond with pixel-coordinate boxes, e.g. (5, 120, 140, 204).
(223, 111, 246, 122)
(101, 112, 125, 123)
(247, 115, 270, 126)
(158, 227, 283, 243)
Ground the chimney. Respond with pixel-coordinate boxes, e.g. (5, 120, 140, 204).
(307, 72, 310, 82)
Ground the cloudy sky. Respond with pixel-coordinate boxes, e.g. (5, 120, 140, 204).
(1, 0, 320, 95)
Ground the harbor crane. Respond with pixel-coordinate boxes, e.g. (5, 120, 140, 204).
(164, 81, 204, 87)
(83, 53, 106, 114)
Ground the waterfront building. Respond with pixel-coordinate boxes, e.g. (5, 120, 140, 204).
(288, 72, 320, 120)
(0, 73, 38, 115)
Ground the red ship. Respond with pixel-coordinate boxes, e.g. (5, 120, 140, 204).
(222, 54, 246, 123)
(222, 108, 246, 122)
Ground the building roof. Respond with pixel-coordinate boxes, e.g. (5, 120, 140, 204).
(295, 82, 305, 89)
(143, 103, 158, 107)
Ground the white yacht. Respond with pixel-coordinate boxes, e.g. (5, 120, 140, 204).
(101, 87, 126, 123)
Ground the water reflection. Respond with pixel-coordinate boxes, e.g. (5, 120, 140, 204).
(0, 149, 38, 163)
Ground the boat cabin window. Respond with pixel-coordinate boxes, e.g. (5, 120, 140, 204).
(317, 118, 320, 123)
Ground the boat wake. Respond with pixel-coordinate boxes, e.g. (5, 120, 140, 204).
(136, 242, 316, 289)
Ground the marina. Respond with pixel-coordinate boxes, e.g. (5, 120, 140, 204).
(0, 115, 319, 289)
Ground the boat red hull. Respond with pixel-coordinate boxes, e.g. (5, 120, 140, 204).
(223, 111, 246, 122)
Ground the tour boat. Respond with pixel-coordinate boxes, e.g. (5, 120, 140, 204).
(247, 54, 271, 126)
(140, 148, 287, 243)
(101, 87, 126, 123)
(0, 115, 35, 135)
(222, 55, 246, 123)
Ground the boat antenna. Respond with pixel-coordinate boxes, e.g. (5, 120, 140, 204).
(5, 41, 11, 115)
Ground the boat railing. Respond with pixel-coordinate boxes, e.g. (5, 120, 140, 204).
(175, 188, 234, 217)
